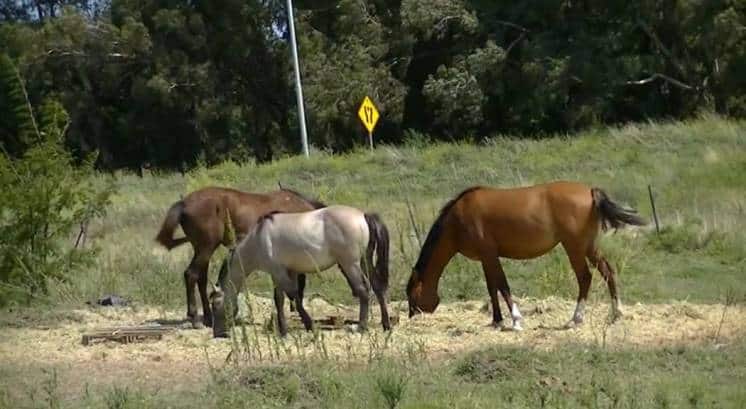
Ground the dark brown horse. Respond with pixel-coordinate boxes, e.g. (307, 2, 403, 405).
(156, 186, 325, 328)
(406, 181, 646, 330)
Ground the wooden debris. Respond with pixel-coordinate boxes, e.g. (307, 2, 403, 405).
(81, 326, 176, 346)
(290, 314, 399, 330)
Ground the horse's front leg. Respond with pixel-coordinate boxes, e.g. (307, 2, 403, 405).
(481, 259, 522, 330)
(480, 260, 504, 328)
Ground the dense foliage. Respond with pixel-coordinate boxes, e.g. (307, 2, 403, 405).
(1, 0, 745, 169)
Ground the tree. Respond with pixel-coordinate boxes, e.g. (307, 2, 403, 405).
(298, 0, 407, 149)
(2, 0, 745, 169)
(0, 53, 34, 156)
(0, 55, 113, 304)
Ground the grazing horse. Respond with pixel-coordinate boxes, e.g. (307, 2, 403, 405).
(210, 205, 391, 338)
(155, 186, 325, 329)
(406, 181, 646, 330)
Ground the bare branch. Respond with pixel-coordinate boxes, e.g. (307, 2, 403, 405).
(494, 20, 529, 33)
(505, 31, 527, 55)
(625, 73, 695, 90)
(44, 49, 135, 60)
(168, 83, 196, 93)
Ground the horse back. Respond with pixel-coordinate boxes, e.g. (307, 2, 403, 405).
(180, 187, 321, 241)
(451, 182, 597, 258)
(260, 206, 368, 272)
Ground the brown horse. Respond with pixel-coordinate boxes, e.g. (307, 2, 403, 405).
(406, 181, 646, 330)
(156, 186, 325, 328)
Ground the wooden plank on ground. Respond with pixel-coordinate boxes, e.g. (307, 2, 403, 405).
(81, 326, 176, 346)
(290, 314, 399, 330)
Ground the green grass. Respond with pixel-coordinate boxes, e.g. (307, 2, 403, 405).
(6, 339, 746, 408)
(55, 113, 744, 309)
(208, 342, 746, 409)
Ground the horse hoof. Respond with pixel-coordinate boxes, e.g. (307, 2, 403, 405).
(192, 321, 204, 329)
(563, 319, 582, 329)
(301, 318, 314, 331)
(346, 324, 367, 333)
(512, 323, 524, 332)
(499, 324, 520, 332)
(492, 320, 511, 331)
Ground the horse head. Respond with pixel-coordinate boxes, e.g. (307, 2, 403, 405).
(406, 269, 440, 317)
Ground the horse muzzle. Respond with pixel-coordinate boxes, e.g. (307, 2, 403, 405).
(408, 298, 422, 318)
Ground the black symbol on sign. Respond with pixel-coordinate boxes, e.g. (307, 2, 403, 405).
(365, 106, 373, 124)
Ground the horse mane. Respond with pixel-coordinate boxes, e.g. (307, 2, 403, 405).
(256, 211, 283, 230)
(411, 186, 484, 279)
(279, 186, 327, 209)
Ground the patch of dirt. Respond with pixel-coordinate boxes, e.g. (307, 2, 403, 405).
(1, 295, 744, 402)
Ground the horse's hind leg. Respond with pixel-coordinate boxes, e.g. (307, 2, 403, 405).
(587, 248, 622, 321)
(340, 262, 370, 332)
(183, 255, 201, 328)
(195, 253, 214, 328)
(294, 273, 314, 331)
(371, 277, 391, 331)
(563, 243, 593, 328)
(269, 267, 301, 337)
(288, 273, 300, 313)
(273, 286, 289, 337)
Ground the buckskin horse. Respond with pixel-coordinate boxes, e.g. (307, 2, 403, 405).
(210, 205, 391, 338)
(406, 181, 646, 330)
(155, 186, 325, 329)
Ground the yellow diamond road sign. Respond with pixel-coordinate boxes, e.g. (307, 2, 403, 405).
(357, 96, 380, 134)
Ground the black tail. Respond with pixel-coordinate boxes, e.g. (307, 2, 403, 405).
(364, 213, 390, 290)
(155, 200, 188, 250)
(592, 188, 647, 231)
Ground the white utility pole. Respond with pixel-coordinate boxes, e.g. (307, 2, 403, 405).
(286, 0, 309, 157)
